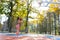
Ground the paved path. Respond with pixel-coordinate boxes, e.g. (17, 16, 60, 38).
(0, 35, 52, 40)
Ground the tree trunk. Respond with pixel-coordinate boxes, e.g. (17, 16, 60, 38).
(25, 0, 29, 33)
(53, 13, 56, 35)
(8, 1, 13, 32)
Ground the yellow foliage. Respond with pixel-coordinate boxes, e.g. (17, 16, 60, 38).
(49, 4, 55, 7)
(48, 0, 59, 12)
(49, 3, 59, 12)
(30, 20, 38, 24)
(53, 0, 57, 2)
(49, 7, 58, 12)
(20, 26, 25, 30)
(37, 14, 44, 24)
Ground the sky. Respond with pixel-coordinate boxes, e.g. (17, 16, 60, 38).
(0, 0, 49, 24)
